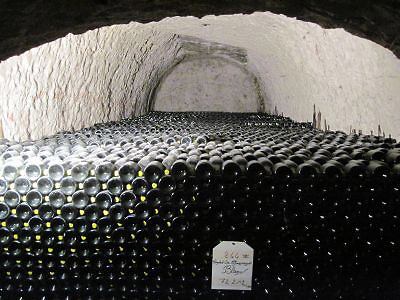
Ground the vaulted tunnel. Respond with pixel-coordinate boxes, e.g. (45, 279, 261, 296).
(0, 2, 400, 298)
(0, 11, 399, 141)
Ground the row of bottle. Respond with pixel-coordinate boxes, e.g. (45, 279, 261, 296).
(0, 111, 399, 299)
(0, 152, 398, 197)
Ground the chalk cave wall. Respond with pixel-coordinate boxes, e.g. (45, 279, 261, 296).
(153, 57, 262, 113)
(0, 24, 183, 141)
(155, 12, 400, 138)
(0, 12, 399, 141)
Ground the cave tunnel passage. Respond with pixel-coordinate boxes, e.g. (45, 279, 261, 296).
(0, 3, 399, 299)
(0, 12, 399, 142)
(152, 56, 264, 113)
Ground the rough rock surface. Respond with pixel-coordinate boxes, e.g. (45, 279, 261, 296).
(0, 0, 399, 61)
(153, 56, 262, 112)
(0, 24, 183, 140)
(0, 22, 267, 141)
(155, 12, 400, 138)
(0, 12, 399, 140)
(151, 36, 265, 113)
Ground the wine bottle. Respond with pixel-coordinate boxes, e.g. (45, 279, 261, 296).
(95, 191, 112, 210)
(71, 163, 89, 183)
(14, 176, 31, 195)
(83, 177, 101, 196)
(195, 160, 215, 183)
(107, 177, 123, 196)
(132, 177, 150, 197)
(60, 176, 77, 196)
(118, 162, 138, 183)
(47, 163, 65, 182)
(0, 202, 10, 220)
(120, 190, 138, 210)
(222, 160, 241, 183)
(37, 176, 54, 195)
(49, 189, 66, 209)
(16, 203, 33, 221)
(4, 190, 20, 208)
(144, 161, 165, 184)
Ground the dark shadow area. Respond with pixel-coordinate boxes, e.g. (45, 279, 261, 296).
(0, 0, 399, 61)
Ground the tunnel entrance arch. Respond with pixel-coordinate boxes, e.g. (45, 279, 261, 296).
(151, 55, 263, 112)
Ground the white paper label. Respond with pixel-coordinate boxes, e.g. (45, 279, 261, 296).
(211, 241, 254, 290)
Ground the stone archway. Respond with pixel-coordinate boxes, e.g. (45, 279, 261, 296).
(152, 56, 264, 113)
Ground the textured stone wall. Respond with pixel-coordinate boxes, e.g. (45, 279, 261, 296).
(155, 12, 400, 138)
(0, 24, 183, 141)
(0, 25, 267, 141)
(153, 56, 261, 112)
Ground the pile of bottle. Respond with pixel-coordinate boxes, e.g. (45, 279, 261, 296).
(0, 111, 399, 299)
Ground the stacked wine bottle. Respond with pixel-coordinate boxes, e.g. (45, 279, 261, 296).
(0, 111, 399, 299)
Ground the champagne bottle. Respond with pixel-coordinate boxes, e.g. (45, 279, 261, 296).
(132, 177, 150, 197)
(144, 161, 165, 184)
(49, 189, 66, 209)
(0, 111, 397, 298)
(0, 202, 10, 220)
(16, 203, 33, 221)
(120, 190, 138, 210)
(14, 176, 31, 195)
(107, 177, 123, 196)
(95, 191, 112, 210)
(83, 177, 101, 196)
(60, 176, 76, 196)
(37, 176, 54, 195)
(118, 162, 138, 183)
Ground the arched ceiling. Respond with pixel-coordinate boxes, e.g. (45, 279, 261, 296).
(0, 0, 399, 62)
